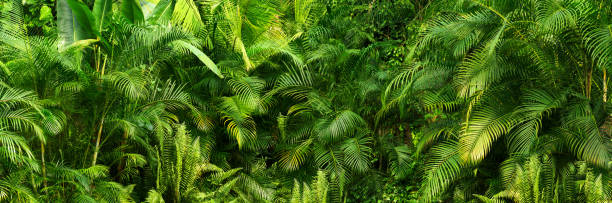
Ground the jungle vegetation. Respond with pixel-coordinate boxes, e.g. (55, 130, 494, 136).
(0, 0, 610, 202)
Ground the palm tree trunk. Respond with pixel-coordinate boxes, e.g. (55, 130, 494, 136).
(100, 55, 107, 76)
(40, 142, 48, 194)
(116, 131, 128, 176)
(91, 117, 105, 166)
(30, 171, 37, 193)
(603, 69, 607, 103)
(91, 52, 107, 167)
(586, 66, 593, 99)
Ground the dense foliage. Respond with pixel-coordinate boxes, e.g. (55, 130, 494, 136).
(0, 0, 610, 202)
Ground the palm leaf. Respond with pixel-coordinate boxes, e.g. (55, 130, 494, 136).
(122, 0, 145, 24)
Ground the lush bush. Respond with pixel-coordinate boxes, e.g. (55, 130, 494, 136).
(0, 0, 610, 202)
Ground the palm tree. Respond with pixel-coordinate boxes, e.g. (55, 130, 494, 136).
(53, 0, 223, 168)
(0, 86, 42, 202)
(382, 0, 612, 201)
(2, 0, 610, 202)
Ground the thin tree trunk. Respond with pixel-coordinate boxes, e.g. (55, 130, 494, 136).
(92, 46, 108, 166)
(91, 117, 105, 166)
(116, 131, 128, 176)
(100, 56, 107, 76)
(83, 143, 91, 168)
(604, 69, 607, 103)
(40, 142, 48, 194)
(30, 171, 37, 193)
(95, 45, 100, 72)
(586, 67, 593, 99)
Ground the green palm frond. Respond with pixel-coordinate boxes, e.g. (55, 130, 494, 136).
(340, 135, 372, 174)
(460, 102, 514, 163)
(0, 87, 40, 110)
(279, 138, 312, 172)
(236, 173, 275, 201)
(0, 129, 33, 163)
(315, 110, 366, 144)
(171, 0, 203, 32)
(227, 76, 265, 112)
(0, 170, 38, 202)
(40, 109, 66, 135)
(314, 144, 346, 182)
(0, 108, 44, 142)
(584, 24, 612, 68)
(219, 96, 257, 149)
(92, 181, 135, 202)
(388, 145, 413, 180)
(562, 118, 611, 168)
(103, 68, 148, 101)
(535, 0, 582, 33)
(419, 141, 465, 202)
(72, 194, 97, 203)
(455, 25, 510, 99)
(219, 1, 252, 70)
(293, 0, 326, 30)
(506, 89, 566, 154)
(415, 118, 460, 156)
(272, 65, 313, 101)
(0, 0, 28, 51)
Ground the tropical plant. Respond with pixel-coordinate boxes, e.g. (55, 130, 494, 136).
(290, 170, 329, 203)
(1, 0, 610, 202)
(381, 0, 612, 201)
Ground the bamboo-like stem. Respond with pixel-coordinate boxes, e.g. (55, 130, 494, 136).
(100, 54, 107, 76)
(586, 65, 593, 99)
(91, 116, 105, 166)
(116, 131, 129, 176)
(604, 69, 607, 103)
(40, 142, 48, 194)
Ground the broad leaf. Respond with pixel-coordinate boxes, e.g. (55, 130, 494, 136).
(121, 0, 145, 24)
(175, 41, 224, 78)
(57, 0, 83, 48)
(66, 0, 98, 37)
(148, 0, 175, 23)
(171, 0, 203, 32)
(92, 0, 112, 33)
